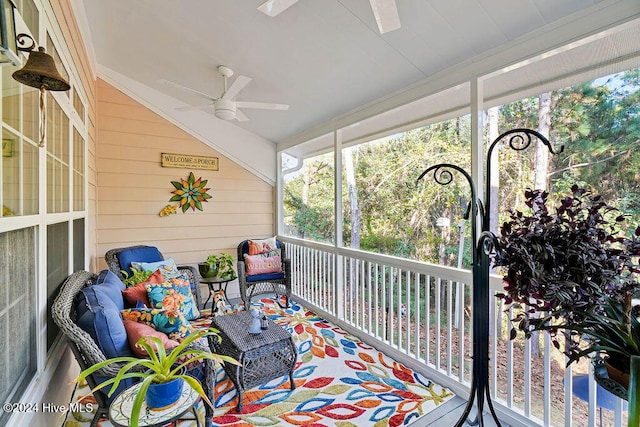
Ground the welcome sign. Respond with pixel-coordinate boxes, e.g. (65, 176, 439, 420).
(161, 153, 219, 170)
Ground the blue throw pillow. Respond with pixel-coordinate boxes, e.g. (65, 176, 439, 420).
(76, 286, 133, 358)
(116, 246, 163, 277)
(131, 258, 180, 279)
(95, 270, 126, 310)
(75, 285, 115, 323)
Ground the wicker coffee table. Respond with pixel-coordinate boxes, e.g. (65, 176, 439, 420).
(209, 311, 297, 411)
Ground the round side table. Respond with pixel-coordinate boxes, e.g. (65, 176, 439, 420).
(109, 381, 202, 427)
(201, 276, 233, 308)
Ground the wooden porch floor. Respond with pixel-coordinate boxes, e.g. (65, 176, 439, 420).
(410, 396, 512, 427)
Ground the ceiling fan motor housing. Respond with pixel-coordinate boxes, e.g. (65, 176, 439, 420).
(214, 98, 236, 120)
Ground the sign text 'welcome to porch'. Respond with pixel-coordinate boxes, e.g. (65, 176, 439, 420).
(161, 153, 219, 171)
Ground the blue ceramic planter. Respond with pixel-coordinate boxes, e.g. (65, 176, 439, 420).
(145, 377, 184, 410)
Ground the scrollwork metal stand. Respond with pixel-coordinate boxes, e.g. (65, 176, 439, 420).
(416, 128, 562, 426)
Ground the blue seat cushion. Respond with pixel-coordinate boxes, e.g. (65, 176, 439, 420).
(246, 272, 285, 282)
(94, 270, 126, 310)
(76, 285, 133, 359)
(116, 246, 163, 277)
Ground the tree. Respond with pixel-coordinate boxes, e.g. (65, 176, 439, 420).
(344, 146, 360, 249)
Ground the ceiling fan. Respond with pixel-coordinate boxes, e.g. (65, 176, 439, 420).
(160, 65, 289, 122)
(258, 0, 401, 34)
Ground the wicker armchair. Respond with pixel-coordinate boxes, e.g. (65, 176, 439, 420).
(51, 270, 215, 427)
(104, 245, 204, 310)
(237, 238, 291, 309)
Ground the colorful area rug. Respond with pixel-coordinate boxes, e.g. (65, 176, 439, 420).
(64, 298, 454, 426)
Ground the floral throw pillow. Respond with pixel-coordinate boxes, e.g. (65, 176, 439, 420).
(120, 307, 192, 341)
(145, 275, 200, 320)
(247, 237, 278, 255)
(244, 249, 283, 275)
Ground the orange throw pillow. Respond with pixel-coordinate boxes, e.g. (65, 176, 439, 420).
(121, 269, 165, 307)
(122, 319, 179, 357)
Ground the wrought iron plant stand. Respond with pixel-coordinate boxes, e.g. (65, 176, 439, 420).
(417, 128, 562, 426)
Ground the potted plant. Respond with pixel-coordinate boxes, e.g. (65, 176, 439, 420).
(77, 327, 239, 427)
(495, 185, 640, 387)
(199, 253, 236, 280)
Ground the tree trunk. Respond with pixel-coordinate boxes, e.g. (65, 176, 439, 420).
(344, 146, 360, 249)
(344, 146, 360, 306)
(535, 92, 551, 190)
(530, 92, 552, 358)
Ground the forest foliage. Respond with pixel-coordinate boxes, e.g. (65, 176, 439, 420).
(283, 70, 640, 269)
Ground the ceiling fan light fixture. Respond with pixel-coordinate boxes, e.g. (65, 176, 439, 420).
(214, 98, 236, 120)
(369, 0, 401, 34)
(258, 0, 299, 17)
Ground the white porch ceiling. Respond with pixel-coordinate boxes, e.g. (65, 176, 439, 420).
(75, 0, 639, 180)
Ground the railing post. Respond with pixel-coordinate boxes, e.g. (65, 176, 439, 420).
(334, 130, 345, 318)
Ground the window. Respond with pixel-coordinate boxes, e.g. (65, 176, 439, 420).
(72, 127, 84, 211)
(73, 218, 84, 270)
(2, 67, 19, 132)
(0, 228, 36, 426)
(14, 0, 39, 40)
(1, 63, 39, 218)
(46, 34, 69, 97)
(73, 90, 85, 124)
(46, 95, 69, 213)
(47, 221, 68, 350)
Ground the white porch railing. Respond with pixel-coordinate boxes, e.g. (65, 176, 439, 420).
(280, 236, 628, 427)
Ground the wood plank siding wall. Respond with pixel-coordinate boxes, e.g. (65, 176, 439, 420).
(95, 79, 275, 297)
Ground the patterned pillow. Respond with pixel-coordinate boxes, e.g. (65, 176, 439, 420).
(122, 319, 180, 357)
(244, 250, 283, 275)
(247, 237, 278, 255)
(131, 258, 180, 278)
(145, 275, 200, 320)
(121, 269, 165, 307)
(120, 307, 192, 341)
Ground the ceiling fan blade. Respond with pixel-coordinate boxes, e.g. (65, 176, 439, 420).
(222, 75, 252, 100)
(158, 79, 217, 101)
(175, 103, 213, 111)
(235, 101, 289, 111)
(257, 0, 299, 17)
(369, 0, 401, 34)
(235, 109, 249, 122)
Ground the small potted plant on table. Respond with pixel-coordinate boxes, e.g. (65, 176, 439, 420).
(199, 253, 236, 280)
(78, 328, 239, 427)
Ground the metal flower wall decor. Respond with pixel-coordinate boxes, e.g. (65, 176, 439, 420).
(159, 172, 212, 216)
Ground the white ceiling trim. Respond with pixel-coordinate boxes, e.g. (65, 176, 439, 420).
(279, 0, 640, 151)
(97, 66, 277, 186)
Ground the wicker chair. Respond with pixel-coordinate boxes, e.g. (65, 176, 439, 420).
(237, 238, 291, 309)
(104, 245, 204, 310)
(51, 270, 215, 427)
